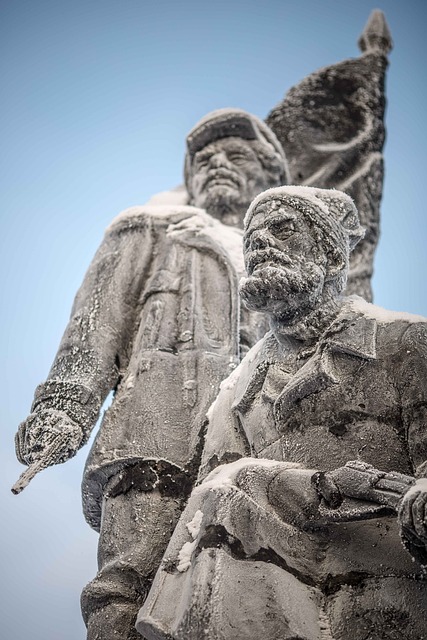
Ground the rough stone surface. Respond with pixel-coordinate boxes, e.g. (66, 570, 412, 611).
(137, 186, 427, 640)
(140, 12, 392, 302)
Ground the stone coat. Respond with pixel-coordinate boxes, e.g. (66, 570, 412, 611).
(30, 204, 264, 530)
(137, 296, 427, 640)
(200, 295, 427, 484)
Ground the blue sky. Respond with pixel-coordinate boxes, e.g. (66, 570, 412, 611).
(1, 1, 426, 638)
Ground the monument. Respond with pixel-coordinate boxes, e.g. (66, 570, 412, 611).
(14, 108, 287, 640)
(137, 186, 427, 640)
(12, 10, 408, 640)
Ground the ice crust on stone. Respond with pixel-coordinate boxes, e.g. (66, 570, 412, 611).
(186, 509, 204, 540)
(203, 221, 244, 275)
(106, 204, 201, 231)
(176, 510, 204, 572)
(165, 211, 245, 275)
(176, 539, 198, 573)
(348, 295, 427, 324)
(145, 185, 189, 206)
(206, 340, 263, 421)
(107, 203, 245, 276)
(244, 185, 356, 226)
(194, 457, 285, 495)
(176, 459, 291, 572)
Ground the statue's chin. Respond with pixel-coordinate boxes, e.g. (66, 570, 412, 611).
(201, 186, 247, 224)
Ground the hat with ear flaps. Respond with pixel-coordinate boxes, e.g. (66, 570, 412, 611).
(245, 185, 365, 256)
(184, 108, 290, 191)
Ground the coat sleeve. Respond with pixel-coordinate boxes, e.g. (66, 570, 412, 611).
(30, 214, 157, 443)
(399, 321, 427, 479)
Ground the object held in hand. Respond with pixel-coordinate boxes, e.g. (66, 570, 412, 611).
(11, 434, 74, 495)
(310, 460, 416, 526)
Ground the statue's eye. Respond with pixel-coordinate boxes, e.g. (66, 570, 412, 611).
(194, 155, 210, 169)
(229, 153, 248, 165)
(269, 221, 295, 239)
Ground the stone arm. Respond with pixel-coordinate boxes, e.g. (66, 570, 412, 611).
(15, 216, 156, 478)
(304, 322, 427, 545)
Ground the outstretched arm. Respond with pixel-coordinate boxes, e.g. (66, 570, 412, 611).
(14, 215, 155, 487)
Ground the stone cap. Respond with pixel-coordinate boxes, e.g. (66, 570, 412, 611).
(245, 185, 365, 254)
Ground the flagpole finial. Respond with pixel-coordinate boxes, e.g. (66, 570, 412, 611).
(358, 10, 393, 54)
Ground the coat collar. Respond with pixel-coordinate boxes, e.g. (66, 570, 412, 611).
(233, 297, 377, 418)
(324, 296, 377, 361)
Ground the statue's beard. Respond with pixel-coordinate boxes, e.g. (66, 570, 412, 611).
(202, 183, 248, 226)
(240, 251, 325, 323)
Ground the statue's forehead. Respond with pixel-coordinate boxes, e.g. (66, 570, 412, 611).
(249, 197, 300, 225)
(196, 136, 254, 156)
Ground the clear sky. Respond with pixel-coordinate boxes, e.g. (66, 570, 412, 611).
(1, 1, 426, 638)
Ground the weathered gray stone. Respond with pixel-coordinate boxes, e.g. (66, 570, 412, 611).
(137, 186, 427, 639)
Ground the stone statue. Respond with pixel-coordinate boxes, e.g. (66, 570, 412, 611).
(137, 187, 427, 640)
(13, 11, 395, 639)
(13, 109, 287, 639)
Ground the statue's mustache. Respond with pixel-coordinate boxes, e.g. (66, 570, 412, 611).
(203, 169, 242, 190)
(245, 248, 295, 275)
(240, 266, 308, 298)
(239, 258, 324, 312)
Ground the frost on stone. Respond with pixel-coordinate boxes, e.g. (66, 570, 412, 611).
(348, 295, 427, 325)
(265, 11, 392, 301)
(176, 539, 198, 573)
(186, 509, 204, 540)
(176, 510, 204, 572)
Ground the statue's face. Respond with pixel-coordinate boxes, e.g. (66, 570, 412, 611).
(240, 198, 328, 321)
(190, 137, 270, 225)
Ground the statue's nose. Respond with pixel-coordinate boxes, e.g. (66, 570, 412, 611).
(251, 230, 271, 250)
(209, 151, 230, 168)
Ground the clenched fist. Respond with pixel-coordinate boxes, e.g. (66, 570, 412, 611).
(15, 408, 84, 467)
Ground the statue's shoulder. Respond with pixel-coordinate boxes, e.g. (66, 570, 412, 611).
(105, 204, 206, 235)
(238, 335, 270, 375)
(228, 335, 271, 397)
(216, 337, 267, 396)
(346, 296, 427, 353)
(206, 336, 267, 425)
(347, 295, 427, 327)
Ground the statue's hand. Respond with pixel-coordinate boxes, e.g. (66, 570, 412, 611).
(317, 460, 415, 509)
(398, 480, 427, 549)
(15, 408, 84, 467)
(166, 213, 221, 252)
